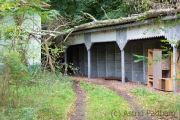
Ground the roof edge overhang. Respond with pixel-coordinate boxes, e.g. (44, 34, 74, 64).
(72, 14, 180, 36)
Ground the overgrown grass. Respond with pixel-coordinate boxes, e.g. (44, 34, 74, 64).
(0, 72, 75, 120)
(130, 88, 180, 118)
(80, 81, 133, 120)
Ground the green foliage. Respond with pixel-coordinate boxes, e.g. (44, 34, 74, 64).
(59, 62, 79, 75)
(161, 40, 173, 51)
(133, 54, 147, 63)
(0, 49, 30, 105)
(41, 42, 67, 72)
(0, 0, 60, 106)
(81, 81, 132, 120)
(130, 88, 153, 98)
(2, 50, 29, 83)
(50, 0, 152, 25)
(0, 72, 75, 120)
(130, 88, 180, 116)
(41, 9, 60, 23)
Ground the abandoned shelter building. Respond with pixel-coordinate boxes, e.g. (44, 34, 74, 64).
(63, 9, 180, 92)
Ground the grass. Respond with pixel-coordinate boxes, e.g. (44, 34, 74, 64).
(130, 87, 180, 118)
(80, 81, 133, 120)
(0, 72, 75, 120)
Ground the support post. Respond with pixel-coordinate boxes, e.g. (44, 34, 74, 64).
(172, 44, 178, 92)
(106, 44, 107, 77)
(84, 33, 92, 79)
(116, 28, 127, 84)
(88, 49, 91, 79)
(121, 49, 125, 84)
(64, 51, 67, 75)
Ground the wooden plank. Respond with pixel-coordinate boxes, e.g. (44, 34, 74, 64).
(153, 50, 162, 89)
(158, 78, 173, 91)
(147, 49, 153, 87)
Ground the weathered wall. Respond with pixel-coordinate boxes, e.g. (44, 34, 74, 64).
(23, 12, 41, 68)
(67, 34, 85, 46)
(91, 44, 98, 77)
(0, 13, 41, 70)
(124, 42, 133, 80)
(132, 41, 143, 82)
(67, 39, 162, 84)
(91, 30, 116, 43)
(127, 23, 164, 40)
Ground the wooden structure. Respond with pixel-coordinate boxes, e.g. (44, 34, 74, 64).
(147, 49, 180, 91)
(158, 78, 173, 91)
(64, 9, 180, 92)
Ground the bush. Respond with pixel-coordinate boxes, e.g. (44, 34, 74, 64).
(0, 50, 29, 105)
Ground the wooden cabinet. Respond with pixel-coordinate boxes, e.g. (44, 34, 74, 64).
(147, 49, 180, 92)
(147, 49, 171, 90)
(158, 78, 173, 91)
(148, 76, 153, 87)
(161, 57, 170, 70)
(147, 49, 153, 87)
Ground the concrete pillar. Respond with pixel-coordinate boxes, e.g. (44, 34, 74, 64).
(84, 33, 92, 79)
(105, 44, 107, 77)
(172, 44, 178, 92)
(116, 28, 127, 83)
(88, 49, 91, 79)
(121, 49, 125, 84)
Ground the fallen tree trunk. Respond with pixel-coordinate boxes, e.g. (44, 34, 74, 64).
(37, 7, 180, 41)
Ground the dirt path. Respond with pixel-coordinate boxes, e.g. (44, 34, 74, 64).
(70, 80, 87, 120)
(72, 76, 153, 120)
(101, 83, 152, 120)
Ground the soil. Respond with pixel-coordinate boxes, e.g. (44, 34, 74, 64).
(71, 76, 178, 120)
(70, 80, 87, 120)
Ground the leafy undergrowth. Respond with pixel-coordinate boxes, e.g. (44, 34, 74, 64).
(0, 73, 75, 120)
(81, 81, 133, 120)
(130, 88, 180, 119)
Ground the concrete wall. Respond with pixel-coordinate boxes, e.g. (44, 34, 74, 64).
(127, 23, 164, 40)
(66, 22, 164, 47)
(91, 30, 116, 43)
(23, 12, 41, 68)
(132, 41, 144, 82)
(0, 12, 41, 70)
(67, 39, 161, 84)
(67, 34, 85, 46)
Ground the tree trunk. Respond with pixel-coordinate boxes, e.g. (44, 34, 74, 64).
(44, 42, 56, 74)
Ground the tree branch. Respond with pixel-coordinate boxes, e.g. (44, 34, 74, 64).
(29, 8, 180, 43)
(83, 12, 97, 22)
(63, 28, 76, 42)
(45, 23, 69, 42)
(101, 6, 110, 20)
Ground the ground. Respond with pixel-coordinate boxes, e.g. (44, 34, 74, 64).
(70, 80, 87, 120)
(70, 76, 178, 120)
